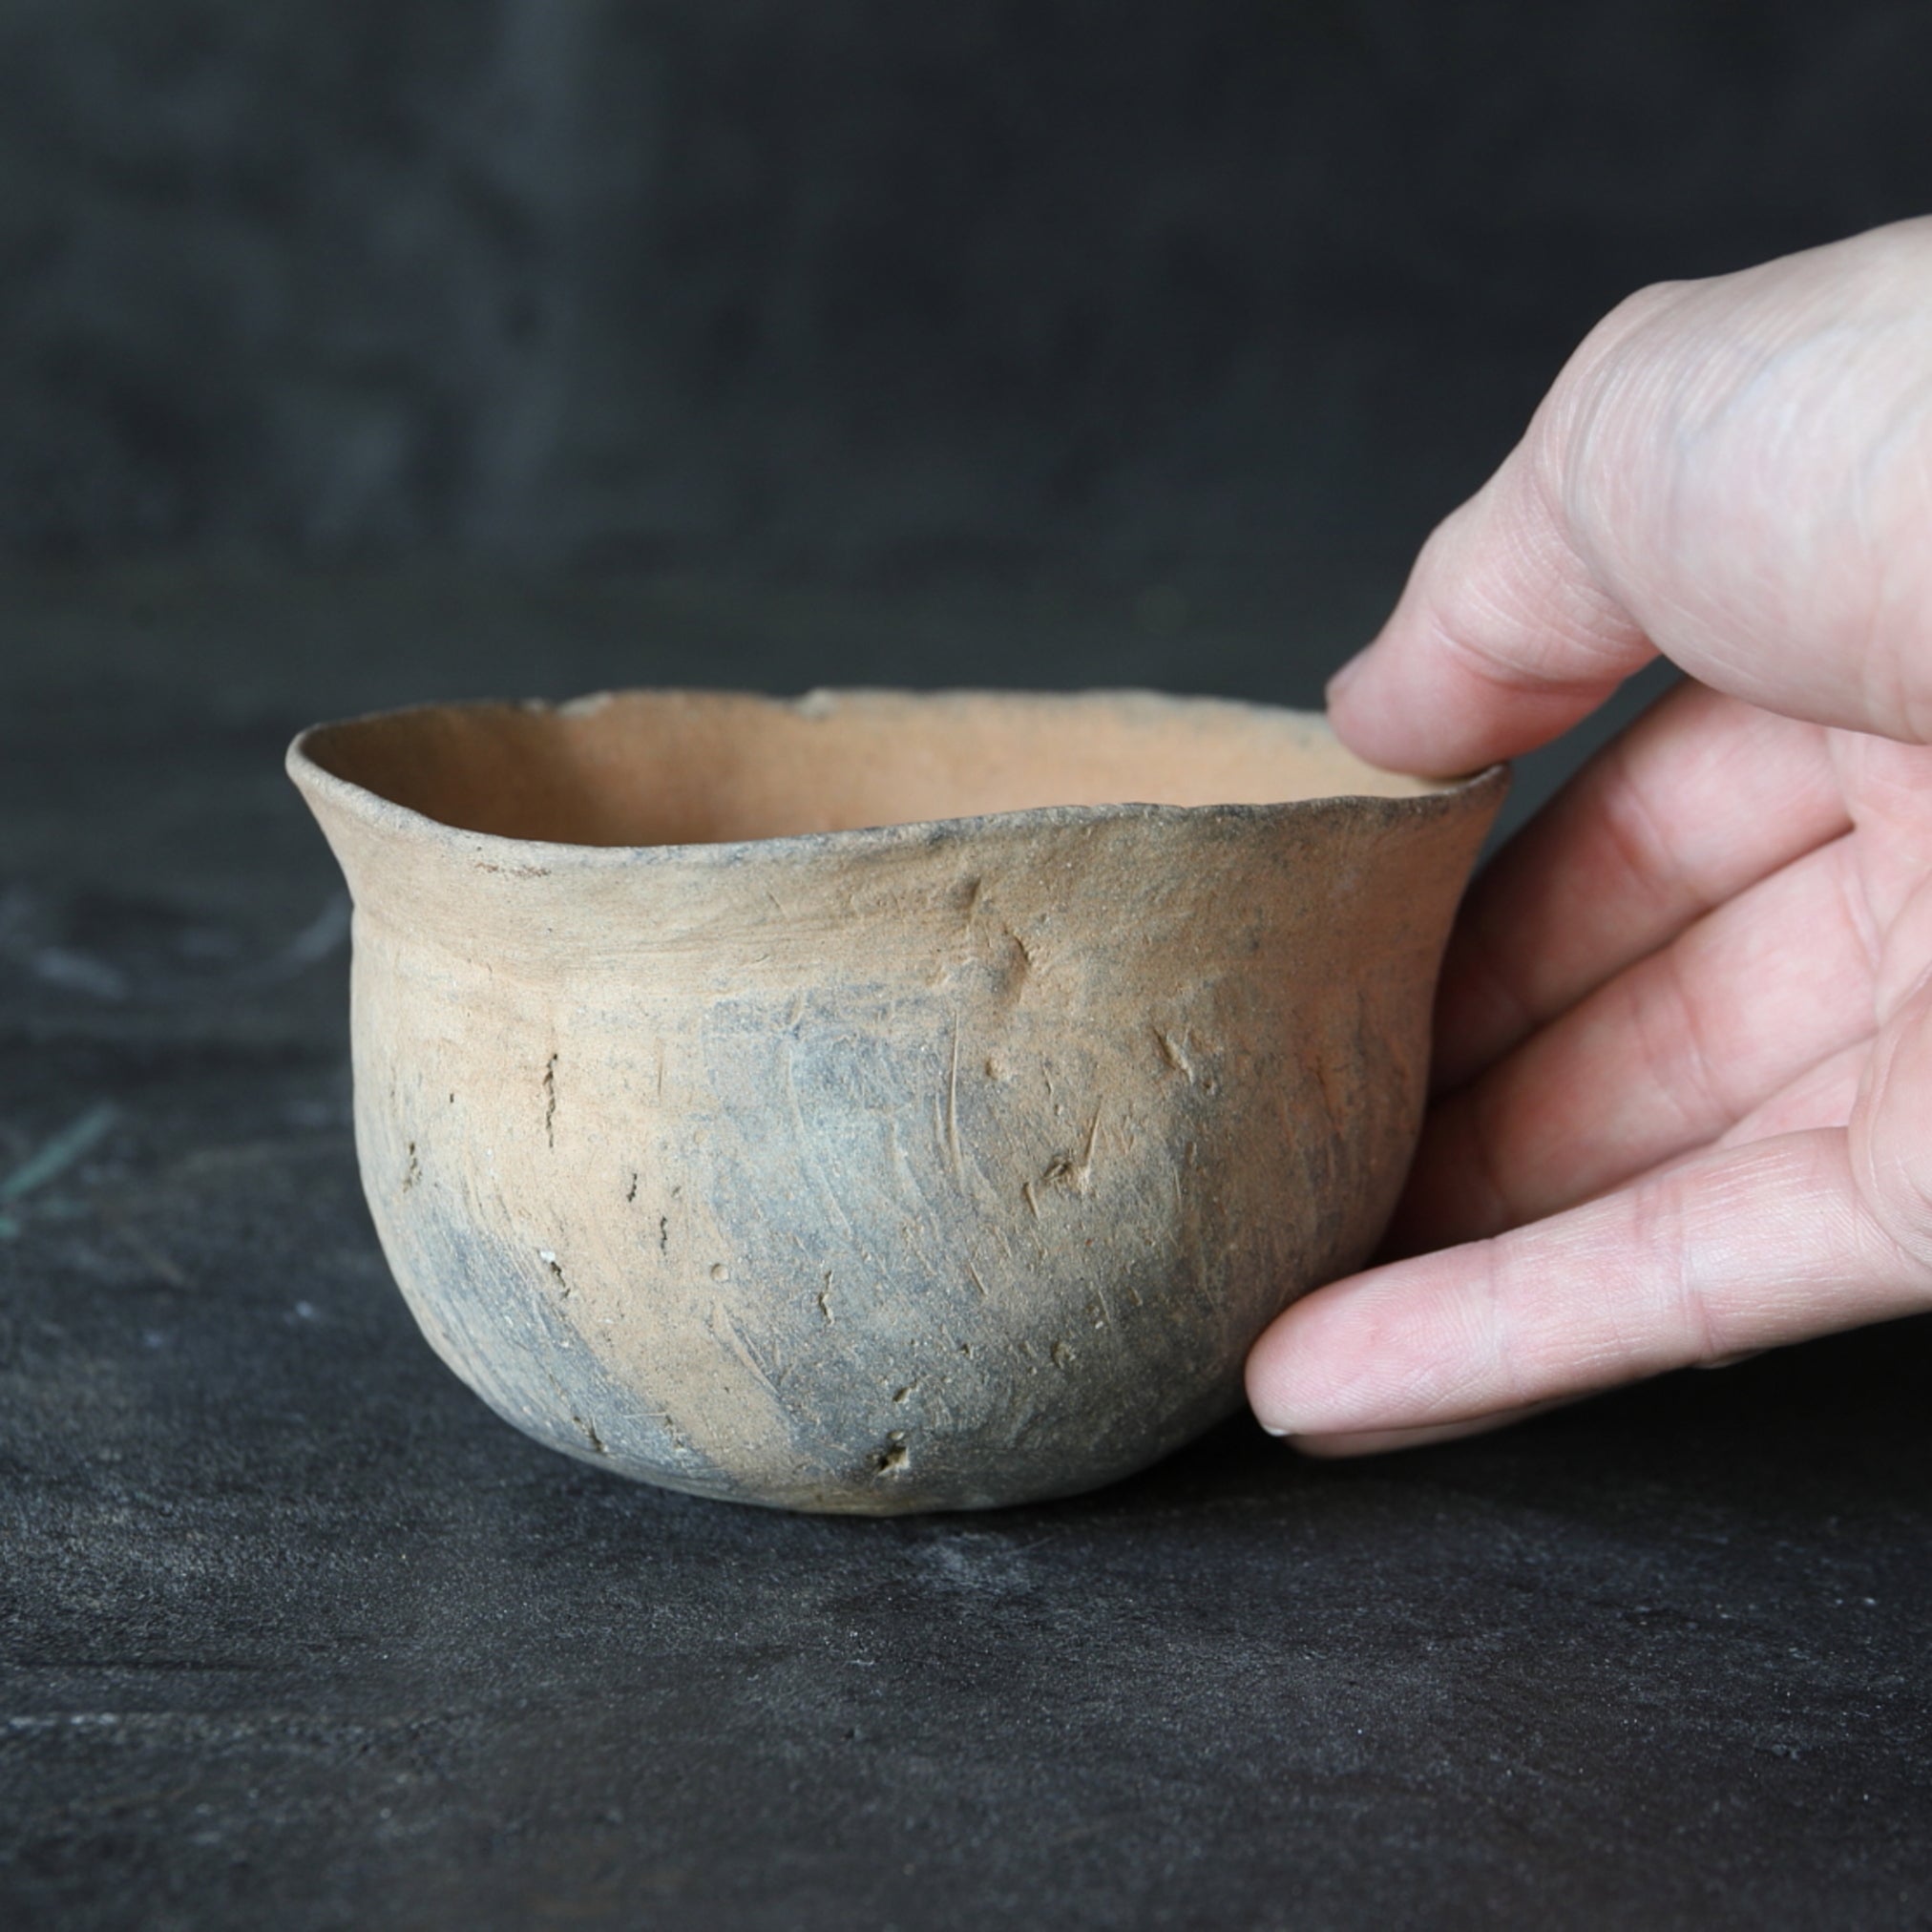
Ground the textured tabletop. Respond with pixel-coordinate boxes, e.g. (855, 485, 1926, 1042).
(2, 571, 1927, 1930)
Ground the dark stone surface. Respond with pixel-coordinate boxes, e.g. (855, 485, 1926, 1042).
(2, 570, 1928, 1928)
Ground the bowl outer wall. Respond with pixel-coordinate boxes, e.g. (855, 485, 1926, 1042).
(288, 719, 1505, 1513)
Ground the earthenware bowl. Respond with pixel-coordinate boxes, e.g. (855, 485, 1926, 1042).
(287, 689, 1504, 1513)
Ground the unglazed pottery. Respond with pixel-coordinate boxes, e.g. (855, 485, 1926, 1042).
(287, 689, 1504, 1513)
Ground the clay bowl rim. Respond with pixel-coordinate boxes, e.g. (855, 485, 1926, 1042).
(285, 686, 1507, 873)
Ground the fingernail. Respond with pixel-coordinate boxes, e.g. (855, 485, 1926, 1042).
(1258, 1421, 1290, 1438)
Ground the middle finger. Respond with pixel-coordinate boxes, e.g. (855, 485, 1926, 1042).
(1433, 681, 1849, 1092)
(1393, 831, 1876, 1251)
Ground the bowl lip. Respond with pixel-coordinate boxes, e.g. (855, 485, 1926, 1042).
(286, 685, 1508, 872)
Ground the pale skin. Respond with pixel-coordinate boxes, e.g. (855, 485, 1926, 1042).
(1245, 216, 1932, 1455)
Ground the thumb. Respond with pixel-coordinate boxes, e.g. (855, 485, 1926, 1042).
(1332, 219, 1932, 776)
(1324, 422, 1655, 775)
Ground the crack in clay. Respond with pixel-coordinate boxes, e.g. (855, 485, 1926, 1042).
(1041, 1105, 1103, 1196)
(538, 1249, 569, 1297)
(945, 1014, 963, 1175)
(537, 1364, 607, 1456)
(1312, 1053, 1344, 1133)
(542, 1054, 558, 1148)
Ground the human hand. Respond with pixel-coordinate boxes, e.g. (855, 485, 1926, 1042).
(1246, 217, 1932, 1453)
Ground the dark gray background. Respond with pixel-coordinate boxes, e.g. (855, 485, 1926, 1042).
(4, 5, 1932, 1928)
(5, 0, 1928, 586)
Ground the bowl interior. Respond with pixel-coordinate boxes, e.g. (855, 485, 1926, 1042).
(298, 688, 1445, 849)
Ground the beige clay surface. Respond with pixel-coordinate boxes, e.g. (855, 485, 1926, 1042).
(289, 688, 1503, 1512)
